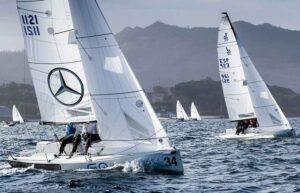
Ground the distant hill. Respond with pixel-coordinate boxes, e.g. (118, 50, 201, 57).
(0, 80, 299, 119)
(149, 78, 300, 117)
(0, 21, 299, 92)
(115, 21, 300, 92)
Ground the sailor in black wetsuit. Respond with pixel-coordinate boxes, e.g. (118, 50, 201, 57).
(236, 119, 250, 135)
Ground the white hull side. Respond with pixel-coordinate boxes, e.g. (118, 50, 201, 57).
(8, 149, 183, 174)
(218, 127, 295, 140)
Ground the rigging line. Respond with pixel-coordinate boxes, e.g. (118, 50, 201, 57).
(91, 90, 144, 96)
(17, 7, 47, 15)
(76, 37, 92, 60)
(76, 33, 113, 39)
(100, 128, 169, 156)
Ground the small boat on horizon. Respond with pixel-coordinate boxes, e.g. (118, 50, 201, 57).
(176, 100, 189, 121)
(190, 102, 201, 121)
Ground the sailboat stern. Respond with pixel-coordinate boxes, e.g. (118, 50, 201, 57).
(138, 149, 184, 174)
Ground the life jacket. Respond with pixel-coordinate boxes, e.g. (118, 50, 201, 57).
(66, 124, 76, 135)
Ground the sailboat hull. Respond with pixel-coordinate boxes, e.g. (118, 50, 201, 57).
(218, 127, 295, 140)
(7, 149, 184, 174)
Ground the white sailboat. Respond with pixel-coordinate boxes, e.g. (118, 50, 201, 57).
(176, 100, 189, 121)
(12, 105, 24, 123)
(9, 0, 183, 173)
(217, 12, 295, 139)
(190, 102, 201, 121)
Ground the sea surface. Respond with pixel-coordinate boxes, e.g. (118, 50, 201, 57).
(0, 118, 300, 193)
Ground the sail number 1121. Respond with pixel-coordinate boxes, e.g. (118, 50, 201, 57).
(21, 15, 40, 36)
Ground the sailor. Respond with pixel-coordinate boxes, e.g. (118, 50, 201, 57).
(56, 122, 81, 156)
(235, 120, 244, 135)
(249, 118, 259, 128)
(83, 121, 101, 155)
(236, 119, 250, 135)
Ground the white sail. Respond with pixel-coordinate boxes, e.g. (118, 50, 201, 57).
(217, 13, 256, 121)
(68, 0, 171, 152)
(190, 102, 201, 121)
(12, 105, 24, 123)
(238, 41, 292, 131)
(16, 0, 96, 124)
(176, 101, 189, 121)
(222, 12, 292, 132)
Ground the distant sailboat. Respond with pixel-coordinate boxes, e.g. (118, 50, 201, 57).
(12, 105, 24, 124)
(217, 12, 294, 139)
(9, 0, 183, 173)
(190, 102, 201, 121)
(176, 100, 189, 121)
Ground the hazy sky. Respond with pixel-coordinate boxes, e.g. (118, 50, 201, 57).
(0, 0, 299, 51)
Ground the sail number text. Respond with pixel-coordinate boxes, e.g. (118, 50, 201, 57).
(219, 58, 230, 68)
(221, 73, 230, 83)
(21, 15, 40, 36)
(164, 156, 178, 166)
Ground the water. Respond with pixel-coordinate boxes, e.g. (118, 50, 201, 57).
(1, 118, 300, 193)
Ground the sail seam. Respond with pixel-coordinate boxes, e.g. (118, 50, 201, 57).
(28, 61, 81, 65)
(17, 7, 47, 15)
(217, 41, 237, 46)
(253, 104, 277, 108)
(91, 90, 144, 96)
(76, 33, 113, 39)
(17, 0, 45, 2)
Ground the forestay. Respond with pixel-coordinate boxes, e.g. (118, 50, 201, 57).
(238, 41, 292, 130)
(190, 102, 201, 120)
(176, 101, 189, 120)
(68, 0, 171, 151)
(217, 13, 255, 121)
(16, 0, 96, 124)
(12, 105, 24, 123)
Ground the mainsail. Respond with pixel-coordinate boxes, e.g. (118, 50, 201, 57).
(190, 102, 201, 120)
(176, 100, 189, 121)
(68, 0, 171, 151)
(217, 13, 255, 121)
(222, 12, 292, 131)
(12, 105, 24, 123)
(16, 0, 96, 124)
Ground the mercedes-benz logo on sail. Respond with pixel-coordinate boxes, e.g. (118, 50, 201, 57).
(48, 68, 84, 106)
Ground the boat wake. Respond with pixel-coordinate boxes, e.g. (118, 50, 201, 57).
(0, 163, 37, 177)
(74, 160, 144, 173)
